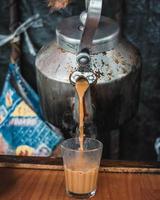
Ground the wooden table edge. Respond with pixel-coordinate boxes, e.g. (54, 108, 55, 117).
(0, 155, 159, 174)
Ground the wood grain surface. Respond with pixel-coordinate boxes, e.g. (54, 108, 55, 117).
(0, 155, 160, 173)
(0, 168, 160, 200)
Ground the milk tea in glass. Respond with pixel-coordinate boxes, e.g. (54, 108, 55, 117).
(61, 138, 103, 199)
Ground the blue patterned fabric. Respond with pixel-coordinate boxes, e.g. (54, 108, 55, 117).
(0, 65, 63, 156)
(9, 64, 43, 117)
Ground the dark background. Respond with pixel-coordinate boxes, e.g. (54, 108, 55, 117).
(0, 0, 160, 162)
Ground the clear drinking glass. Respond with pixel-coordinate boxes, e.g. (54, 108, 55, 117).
(61, 138, 103, 199)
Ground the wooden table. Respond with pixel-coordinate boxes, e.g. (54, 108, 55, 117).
(0, 167, 160, 200)
(0, 156, 160, 200)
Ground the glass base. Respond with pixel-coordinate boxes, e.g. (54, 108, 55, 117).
(66, 189, 96, 199)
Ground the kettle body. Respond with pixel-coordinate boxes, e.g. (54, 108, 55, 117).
(36, 15, 141, 137)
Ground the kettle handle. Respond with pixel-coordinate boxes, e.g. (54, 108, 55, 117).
(70, 0, 102, 85)
(79, 0, 103, 53)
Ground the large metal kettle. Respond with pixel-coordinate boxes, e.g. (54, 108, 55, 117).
(35, 0, 141, 147)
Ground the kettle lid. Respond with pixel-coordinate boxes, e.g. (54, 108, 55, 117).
(56, 15, 120, 54)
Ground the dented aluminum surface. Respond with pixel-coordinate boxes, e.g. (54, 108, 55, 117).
(35, 11, 141, 142)
(36, 38, 140, 83)
(36, 39, 140, 84)
(36, 37, 141, 135)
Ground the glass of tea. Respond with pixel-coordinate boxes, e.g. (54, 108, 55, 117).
(61, 138, 103, 199)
